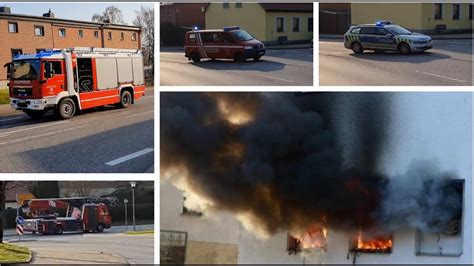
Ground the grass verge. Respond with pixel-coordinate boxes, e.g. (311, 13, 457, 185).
(0, 89, 9, 105)
(124, 229, 154, 235)
(0, 243, 32, 264)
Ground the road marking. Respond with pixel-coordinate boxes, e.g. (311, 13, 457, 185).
(0, 116, 24, 122)
(0, 124, 86, 146)
(105, 148, 154, 166)
(126, 111, 154, 118)
(416, 71, 469, 83)
(254, 74, 294, 83)
(0, 121, 69, 136)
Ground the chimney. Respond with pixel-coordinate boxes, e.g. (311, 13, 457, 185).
(0, 6, 11, 14)
(43, 9, 54, 18)
(102, 19, 111, 24)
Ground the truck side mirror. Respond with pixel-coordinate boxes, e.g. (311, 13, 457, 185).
(4, 63, 11, 79)
(44, 62, 53, 79)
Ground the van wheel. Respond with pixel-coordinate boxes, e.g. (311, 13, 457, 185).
(24, 110, 45, 120)
(399, 43, 411, 54)
(351, 42, 363, 54)
(96, 224, 105, 233)
(55, 226, 63, 235)
(118, 90, 132, 108)
(253, 56, 261, 61)
(191, 53, 201, 63)
(234, 52, 245, 62)
(57, 98, 76, 119)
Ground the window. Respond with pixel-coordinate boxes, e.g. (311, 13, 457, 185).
(292, 17, 300, 32)
(276, 17, 285, 32)
(375, 27, 390, 35)
(470, 4, 473, 20)
(49, 61, 63, 75)
(8, 22, 18, 33)
(221, 33, 235, 44)
(434, 3, 443, 20)
(131, 32, 137, 41)
(200, 32, 219, 43)
(34, 25, 44, 36)
(108, 31, 112, 40)
(120, 32, 124, 41)
(351, 27, 362, 34)
(360, 27, 376, 34)
(94, 31, 99, 39)
(236, 3, 242, 8)
(78, 29, 84, 39)
(58, 28, 66, 37)
(308, 17, 313, 32)
(36, 49, 45, 53)
(452, 4, 460, 20)
(223, 3, 229, 8)
(11, 49, 22, 59)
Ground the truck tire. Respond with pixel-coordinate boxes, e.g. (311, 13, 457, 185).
(24, 110, 45, 120)
(56, 98, 76, 119)
(119, 90, 132, 108)
(351, 42, 363, 54)
(96, 224, 105, 233)
(191, 53, 201, 63)
(55, 226, 63, 235)
(399, 43, 411, 54)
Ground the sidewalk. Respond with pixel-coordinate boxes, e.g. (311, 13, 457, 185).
(320, 33, 473, 40)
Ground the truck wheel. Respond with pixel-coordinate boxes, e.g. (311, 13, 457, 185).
(24, 110, 45, 120)
(191, 53, 201, 63)
(351, 42, 363, 54)
(55, 226, 63, 235)
(96, 224, 105, 233)
(57, 98, 76, 119)
(119, 90, 132, 108)
(234, 52, 245, 62)
(399, 43, 411, 54)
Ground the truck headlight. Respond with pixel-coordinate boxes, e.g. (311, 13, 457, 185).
(244, 46, 253, 50)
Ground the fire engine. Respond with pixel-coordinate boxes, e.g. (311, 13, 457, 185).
(184, 26, 266, 63)
(20, 197, 116, 235)
(5, 47, 146, 119)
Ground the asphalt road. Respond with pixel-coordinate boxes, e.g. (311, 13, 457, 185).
(319, 39, 473, 86)
(5, 225, 154, 264)
(160, 48, 313, 86)
(0, 88, 154, 173)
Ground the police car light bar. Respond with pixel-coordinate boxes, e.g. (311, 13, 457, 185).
(223, 26, 240, 32)
(376, 20, 392, 26)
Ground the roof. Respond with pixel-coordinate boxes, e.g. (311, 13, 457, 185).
(0, 13, 141, 31)
(259, 3, 313, 12)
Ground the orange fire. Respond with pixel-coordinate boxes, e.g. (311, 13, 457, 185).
(294, 224, 328, 251)
(355, 231, 392, 252)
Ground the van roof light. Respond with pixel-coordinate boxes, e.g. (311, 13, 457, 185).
(223, 26, 240, 32)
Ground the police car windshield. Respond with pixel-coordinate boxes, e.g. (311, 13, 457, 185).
(386, 25, 412, 35)
(11, 60, 40, 80)
(231, 30, 254, 41)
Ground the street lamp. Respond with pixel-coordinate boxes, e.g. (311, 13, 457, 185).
(129, 182, 137, 231)
(124, 198, 129, 232)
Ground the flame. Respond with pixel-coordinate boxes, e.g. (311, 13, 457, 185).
(213, 96, 255, 125)
(297, 224, 328, 251)
(356, 231, 392, 251)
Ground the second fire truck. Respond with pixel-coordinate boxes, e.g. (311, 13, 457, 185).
(5, 47, 146, 119)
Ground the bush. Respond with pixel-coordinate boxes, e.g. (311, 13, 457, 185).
(0, 89, 9, 105)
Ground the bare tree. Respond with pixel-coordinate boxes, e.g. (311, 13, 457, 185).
(92, 6, 125, 24)
(133, 6, 154, 72)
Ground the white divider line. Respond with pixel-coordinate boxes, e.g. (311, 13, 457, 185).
(105, 148, 154, 166)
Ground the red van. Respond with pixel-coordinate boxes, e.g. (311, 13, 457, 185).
(184, 26, 265, 62)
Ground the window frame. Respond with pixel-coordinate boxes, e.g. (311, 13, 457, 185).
(223, 3, 229, 9)
(58, 28, 66, 38)
(131, 32, 137, 41)
(307, 17, 313, 32)
(434, 3, 444, 20)
(78, 29, 84, 39)
(235, 3, 242, 8)
(94, 31, 99, 39)
(452, 4, 461, 20)
(470, 4, 473, 20)
(8, 22, 18, 33)
(108, 31, 112, 40)
(120, 32, 125, 41)
(275, 16, 285, 33)
(292, 17, 301, 33)
(34, 25, 44, 36)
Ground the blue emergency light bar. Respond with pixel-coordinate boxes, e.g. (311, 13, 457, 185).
(376, 20, 392, 26)
(223, 26, 240, 32)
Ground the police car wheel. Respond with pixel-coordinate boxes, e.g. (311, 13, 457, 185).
(399, 43, 411, 54)
(351, 42, 363, 54)
(191, 53, 201, 63)
(24, 110, 45, 120)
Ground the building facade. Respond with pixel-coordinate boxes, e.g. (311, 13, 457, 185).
(205, 3, 313, 43)
(0, 7, 141, 82)
(351, 3, 473, 33)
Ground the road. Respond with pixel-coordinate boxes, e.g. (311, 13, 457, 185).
(0, 88, 154, 173)
(5, 225, 154, 264)
(319, 39, 473, 86)
(160, 48, 313, 86)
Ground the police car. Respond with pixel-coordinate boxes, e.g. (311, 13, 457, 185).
(344, 20, 432, 54)
(184, 26, 265, 62)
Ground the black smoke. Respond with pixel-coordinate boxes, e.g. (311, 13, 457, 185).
(161, 92, 462, 235)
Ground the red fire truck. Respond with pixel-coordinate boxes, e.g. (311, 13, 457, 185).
(21, 197, 115, 235)
(184, 26, 266, 63)
(5, 47, 146, 119)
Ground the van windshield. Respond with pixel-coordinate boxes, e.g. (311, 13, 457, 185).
(11, 60, 40, 80)
(231, 30, 255, 41)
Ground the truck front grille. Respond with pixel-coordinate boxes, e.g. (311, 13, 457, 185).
(13, 87, 33, 97)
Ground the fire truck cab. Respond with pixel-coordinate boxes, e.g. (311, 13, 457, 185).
(5, 47, 146, 119)
(184, 26, 266, 63)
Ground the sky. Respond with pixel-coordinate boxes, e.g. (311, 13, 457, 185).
(2, 3, 154, 25)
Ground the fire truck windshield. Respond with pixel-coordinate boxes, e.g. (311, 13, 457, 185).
(231, 30, 255, 41)
(11, 60, 40, 80)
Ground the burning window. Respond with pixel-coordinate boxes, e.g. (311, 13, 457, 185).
(287, 224, 328, 254)
(350, 231, 393, 254)
(181, 196, 202, 217)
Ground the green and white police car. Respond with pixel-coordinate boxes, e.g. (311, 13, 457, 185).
(344, 20, 433, 54)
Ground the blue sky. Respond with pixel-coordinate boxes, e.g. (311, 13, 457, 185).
(2, 3, 154, 25)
